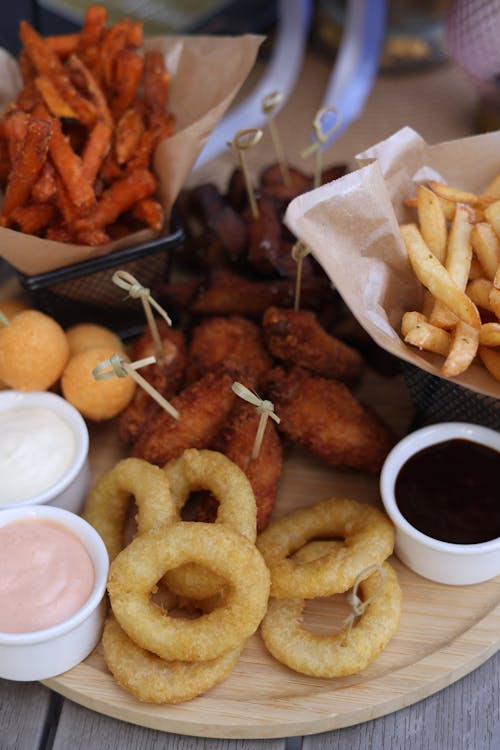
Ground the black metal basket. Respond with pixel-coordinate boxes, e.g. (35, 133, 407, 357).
(402, 362, 500, 431)
(14, 219, 184, 339)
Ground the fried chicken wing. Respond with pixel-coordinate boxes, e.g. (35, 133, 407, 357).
(198, 401, 283, 532)
(118, 321, 187, 445)
(185, 315, 272, 386)
(131, 368, 238, 466)
(191, 270, 332, 318)
(262, 306, 364, 384)
(264, 366, 395, 474)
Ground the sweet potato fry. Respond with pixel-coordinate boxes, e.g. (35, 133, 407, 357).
(99, 20, 130, 88)
(34, 75, 77, 119)
(32, 160, 57, 203)
(131, 198, 164, 231)
(81, 120, 112, 185)
(34, 108, 96, 212)
(45, 33, 79, 59)
(143, 50, 171, 135)
(110, 49, 144, 118)
(115, 107, 144, 165)
(3, 110, 28, 162)
(77, 4, 108, 72)
(0, 138, 10, 185)
(10, 203, 57, 234)
(20, 21, 97, 127)
(74, 168, 157, 231)
(75, 227, 110, 246)
(0, 117, 52, 225)
(67, 54, 113, 128)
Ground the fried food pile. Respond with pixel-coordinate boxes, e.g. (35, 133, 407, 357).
(401, 178, 500, 384)
(116, 164, 397, 533)
(0, 5, 172, 244)
(83, 454, 400, 701)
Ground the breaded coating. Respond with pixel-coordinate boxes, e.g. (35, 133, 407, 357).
(185, 315, 272, 386)
(119, 322, 186, 445)
(199, 402, 283, 532)
(263, 306, 364, 383)
(264, 367, 395, 474)
(131, 368, 238, 466)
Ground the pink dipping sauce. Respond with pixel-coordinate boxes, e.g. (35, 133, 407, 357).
(0, 518, 95, 633)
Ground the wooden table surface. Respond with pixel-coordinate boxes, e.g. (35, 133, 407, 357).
(2, 41, 500, 750)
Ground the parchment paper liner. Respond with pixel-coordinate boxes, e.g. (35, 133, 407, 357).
(0, 34, 263, 275)
(285, 126, 500, 400)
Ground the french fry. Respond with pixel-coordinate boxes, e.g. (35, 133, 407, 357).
(483, 171, 500, 200)
(417, 184, 447, 263)
(468, 258, 485, 280)
(494, 263, 500, 291)
(400, 311, 426, 337)
(441, 321, 479, 378)
(429, 203, 474, 329)
(404, 321, 451, 357)
(470, 222, 500, 280)
(0, 117, 52, 225)
(478, 345, 500, 382)
(466, 278, 496, 312)
(484, 200, 500, 240)
(428, 180, 495, 208)
(479, 322, 500, 347)
(400, 223, 480, 328)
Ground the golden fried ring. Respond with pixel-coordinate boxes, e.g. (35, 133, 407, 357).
(260, 562, 401, 677)
(162, 449, 257, 599)
(107, 522, 270, 662)
(256, 497, 395, 599)
(82, 457, 175, 561)
(102, 614, 244, 704)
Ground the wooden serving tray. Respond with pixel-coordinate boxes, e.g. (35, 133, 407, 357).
(44, 371, 500, 739)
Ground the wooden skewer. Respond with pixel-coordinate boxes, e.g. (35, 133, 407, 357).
(262, 91, 291, 188)
(112, 270, 172, 363)
(231, 381, 280, 460)
(301, 106, 341, 188)
(92, 352, 180, 421)
(229, 128, 263, 220)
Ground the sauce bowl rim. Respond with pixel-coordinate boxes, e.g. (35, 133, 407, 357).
(380, 421, 500, 555)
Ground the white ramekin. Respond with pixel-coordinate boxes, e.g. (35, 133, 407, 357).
(0, 505, 109, 681)
(0, 390, 90, 513)
(380, 422, 500, 585)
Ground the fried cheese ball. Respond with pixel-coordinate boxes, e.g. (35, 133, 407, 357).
(0, 309, 69, 390)
(65, 322, 124, 357)
(61, 345, 136, 421)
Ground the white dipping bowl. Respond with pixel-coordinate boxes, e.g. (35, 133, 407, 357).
(0, 505, 109, 681)
(380, 422, 500, 586)
(0, 390, 90, 513)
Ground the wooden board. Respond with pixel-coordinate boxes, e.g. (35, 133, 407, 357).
(44, 371, 500, 739)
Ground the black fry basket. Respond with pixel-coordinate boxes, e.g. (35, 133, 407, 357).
(402, 362, 500, 431)
(14, 218, 184, 339)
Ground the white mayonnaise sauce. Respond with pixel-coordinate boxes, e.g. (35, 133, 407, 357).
(0, 407, 76, 504)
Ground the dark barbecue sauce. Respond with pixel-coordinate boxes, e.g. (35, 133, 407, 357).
(395, 439, 500, 545)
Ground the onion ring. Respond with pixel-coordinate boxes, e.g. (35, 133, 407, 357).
(260, 562, 401, 677)
(162, 449, 257, 599)
(102, 614, 244, 704)
(107, 521, 270, 662)
(82, 457, 176, 561)
(256, 497, 395, 599)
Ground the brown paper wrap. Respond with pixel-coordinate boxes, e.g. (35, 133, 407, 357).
(285, 126, 500, 400)
(0, 34, 263, 275)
